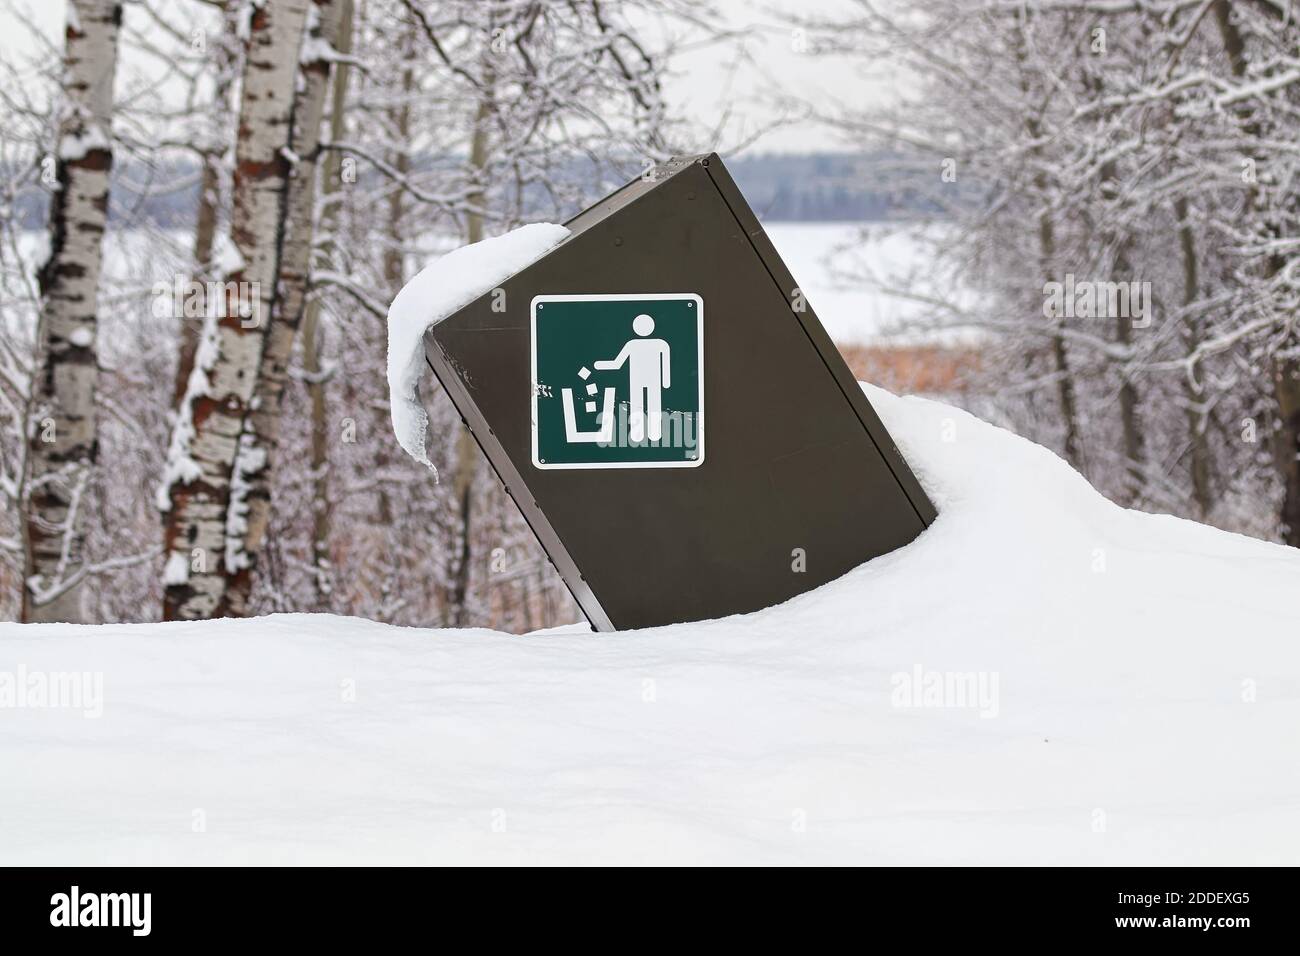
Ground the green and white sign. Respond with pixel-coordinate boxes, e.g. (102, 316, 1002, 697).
(531, 293, 704, 470)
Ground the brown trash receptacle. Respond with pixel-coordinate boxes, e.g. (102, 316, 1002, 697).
(423, 153, 936, 631)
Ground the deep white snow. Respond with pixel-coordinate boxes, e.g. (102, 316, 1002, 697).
(2, 385, 1298, 865)
(386, 223, 570, 471)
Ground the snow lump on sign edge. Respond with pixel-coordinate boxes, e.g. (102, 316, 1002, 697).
(386, 222, 570, 473)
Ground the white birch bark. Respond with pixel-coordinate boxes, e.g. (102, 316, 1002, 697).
(23, 0, 122, 623)
(173, 0, 241, 409)
(224, 0, 346, 614)
(161, 0, 310, 620)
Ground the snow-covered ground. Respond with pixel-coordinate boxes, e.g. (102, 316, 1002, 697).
(3, 384, 1298, 865)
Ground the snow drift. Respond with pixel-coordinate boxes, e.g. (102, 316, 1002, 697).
(386, 223, 569, 471)
(2, 386, 1298, 865)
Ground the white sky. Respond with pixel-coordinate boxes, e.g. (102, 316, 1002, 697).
(658, 0, 897, 153)
(0, 0, 893, 153)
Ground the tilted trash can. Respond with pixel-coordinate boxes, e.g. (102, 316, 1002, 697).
(423, 153, 936, 631)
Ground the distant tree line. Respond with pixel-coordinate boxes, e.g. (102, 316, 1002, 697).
(7, 151, 930, 230)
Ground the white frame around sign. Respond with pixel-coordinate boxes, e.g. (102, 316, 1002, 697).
(531, 292, 705, 471)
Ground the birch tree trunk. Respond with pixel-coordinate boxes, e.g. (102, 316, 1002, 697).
(223, 0, 346, 615)
(23, 0, 123, 623)
(161, 0, 310, 620)
(173, 0, 240, 408)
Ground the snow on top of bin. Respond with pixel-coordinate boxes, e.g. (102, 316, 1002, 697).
(386, 223, 570, 472)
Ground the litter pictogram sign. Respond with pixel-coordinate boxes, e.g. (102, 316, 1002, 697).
(531, 293, 704, 469)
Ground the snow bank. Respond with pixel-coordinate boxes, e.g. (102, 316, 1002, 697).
(386, 223, 569, 471)
(3, 387, 1299, 865)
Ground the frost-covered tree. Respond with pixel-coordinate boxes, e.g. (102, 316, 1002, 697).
(222, 0, 350, 614)
(0, 0, 726, 626)
(244, 0, 720, 626)
(805, 0, 1300, 543)
(159, 0, 313, 620)
(22, 0, 124, 622)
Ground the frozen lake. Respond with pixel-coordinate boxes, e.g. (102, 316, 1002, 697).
(8, 221, 968, 347)
(765, 221, 969, 345)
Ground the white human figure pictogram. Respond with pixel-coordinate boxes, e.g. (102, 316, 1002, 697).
(594, 313, 670, 442)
